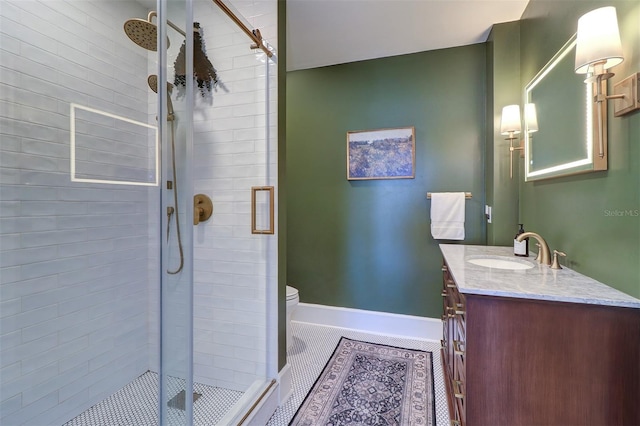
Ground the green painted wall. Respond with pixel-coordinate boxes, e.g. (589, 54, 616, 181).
(519, 0, 640, 298)
(286, 46, 486, 318)
(486, 21, 522, 246)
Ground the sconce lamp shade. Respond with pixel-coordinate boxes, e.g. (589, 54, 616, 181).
(575, 6, 624, 74)
(525, 103, 538, 133)
(500, 105, 521, 135)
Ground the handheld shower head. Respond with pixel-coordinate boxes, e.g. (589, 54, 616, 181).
(147, 74, 174, 94)
(148, 75, 175, 119)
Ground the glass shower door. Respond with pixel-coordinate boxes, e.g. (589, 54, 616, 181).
(187, 0, 278, 421)
(156, 0, 278, 423)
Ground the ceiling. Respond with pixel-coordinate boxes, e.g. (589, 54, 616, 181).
(286, 0, 530, 71)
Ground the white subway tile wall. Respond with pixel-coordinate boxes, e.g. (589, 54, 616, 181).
(0, 0, 157, 424)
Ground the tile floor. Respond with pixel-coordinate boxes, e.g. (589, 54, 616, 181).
(63, 321, 448, 425)
(267, 321, 449, 426)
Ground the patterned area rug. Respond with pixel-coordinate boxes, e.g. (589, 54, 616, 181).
(289, 337, 435, 426)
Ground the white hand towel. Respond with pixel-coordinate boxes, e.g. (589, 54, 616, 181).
(430, 192, 465, 240)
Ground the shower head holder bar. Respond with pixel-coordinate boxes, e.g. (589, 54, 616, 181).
(211, 0, 273, 57)
(147, 11, 194, 37)
(147, 6, 272, 57)
(125, 1, 273, 58)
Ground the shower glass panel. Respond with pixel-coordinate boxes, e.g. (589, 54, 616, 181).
(184, 0, 278, 422)
(143, 0, 278, 422)
(0, 0, 276, 423)
(0, 0, 161, 424)
(158, 0, 195, 423)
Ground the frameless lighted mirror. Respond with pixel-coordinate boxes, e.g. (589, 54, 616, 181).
(524, 34, 607, 181)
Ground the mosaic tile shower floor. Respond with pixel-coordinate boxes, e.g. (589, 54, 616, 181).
(63, 322, 448, 425)
(63, 372, 242, 426)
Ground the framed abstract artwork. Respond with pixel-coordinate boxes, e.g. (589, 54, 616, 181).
(346, 126, 415, 180)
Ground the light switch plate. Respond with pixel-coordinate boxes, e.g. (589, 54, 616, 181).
(613, 72, 640, 117)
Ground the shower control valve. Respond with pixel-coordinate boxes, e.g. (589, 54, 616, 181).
(193, 194, 213, 225)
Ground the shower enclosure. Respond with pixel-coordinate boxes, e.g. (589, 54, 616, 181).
(0, 0, 278, 424)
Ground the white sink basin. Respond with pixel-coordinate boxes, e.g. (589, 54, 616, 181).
(466, 256, 535, 270)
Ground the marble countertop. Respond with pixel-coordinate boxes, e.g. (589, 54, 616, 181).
(440, 244, 640, 309)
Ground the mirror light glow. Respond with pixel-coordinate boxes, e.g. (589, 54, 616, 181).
(524, 35, 594, 181)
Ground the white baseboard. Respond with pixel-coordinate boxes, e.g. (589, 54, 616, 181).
(292, 303, 442, 341)
(277, 363, 293, 405)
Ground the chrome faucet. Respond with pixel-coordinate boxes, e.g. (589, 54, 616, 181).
(516, 232, 551, 266)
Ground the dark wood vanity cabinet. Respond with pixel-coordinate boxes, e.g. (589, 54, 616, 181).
(441, 261, 640, 426)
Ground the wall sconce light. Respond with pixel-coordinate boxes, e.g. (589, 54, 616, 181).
(574, 7, 623, 76)
(575, 6, 639, 160)
(500, 104, 522, 179)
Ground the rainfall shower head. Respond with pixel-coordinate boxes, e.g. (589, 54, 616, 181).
(123, 17, 166, 51)
(124, 11, 187, 51)
(148, 75, 175, 119)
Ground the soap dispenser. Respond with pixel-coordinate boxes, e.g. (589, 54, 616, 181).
(514, 223, 529, 257)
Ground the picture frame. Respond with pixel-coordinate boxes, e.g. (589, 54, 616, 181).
(346, 126, 416, 180)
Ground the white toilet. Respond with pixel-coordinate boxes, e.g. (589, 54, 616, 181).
(285, 285, 299, 350)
